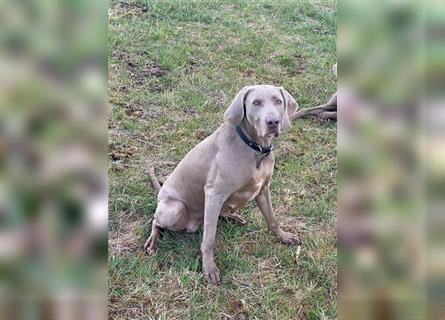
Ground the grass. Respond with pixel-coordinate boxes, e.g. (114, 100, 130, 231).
(108, 0, 337, 319)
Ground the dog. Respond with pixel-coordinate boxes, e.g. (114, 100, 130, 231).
(145, 85, 301, 285)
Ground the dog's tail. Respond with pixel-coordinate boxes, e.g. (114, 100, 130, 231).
(148, 166, 162, 194)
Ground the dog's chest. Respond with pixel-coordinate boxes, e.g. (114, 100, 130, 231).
(234, 177, 264, 202)
(223, 161, 272, 211)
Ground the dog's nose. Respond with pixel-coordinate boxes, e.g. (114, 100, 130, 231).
(265, 114, 279, 128)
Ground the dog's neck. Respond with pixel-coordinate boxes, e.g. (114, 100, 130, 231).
(238, 118, 273, 148)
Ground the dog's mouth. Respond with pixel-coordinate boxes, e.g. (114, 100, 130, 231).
(268, 127, 280, 136)
(260, 130, 279, 138)
(256, 122, 280, 139)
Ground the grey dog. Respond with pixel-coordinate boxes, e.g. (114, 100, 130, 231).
(145, 85, 301, 285)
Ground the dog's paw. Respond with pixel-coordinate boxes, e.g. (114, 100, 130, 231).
(223, 213, 247, 225)
(203, 262, 221, 285)
(276, 230, 301, 246)
(143, 236, 157, 255)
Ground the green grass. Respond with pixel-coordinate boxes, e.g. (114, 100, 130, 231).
(108, 0, 336, 319)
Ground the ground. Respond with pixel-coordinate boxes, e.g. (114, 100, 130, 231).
(108, 0, 337, 319)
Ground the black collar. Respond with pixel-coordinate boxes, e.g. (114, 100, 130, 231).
(236, 125, 272, 154)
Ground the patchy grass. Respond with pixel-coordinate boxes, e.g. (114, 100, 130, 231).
(108, 0, 336, 319)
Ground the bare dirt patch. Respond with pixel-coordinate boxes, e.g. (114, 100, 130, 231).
(109, 141, 136, 162)
(207, 90, 228, 109)
(111, 49, 167, 87)
(109, 219, 140, 257)
(126, 60, 166, 79)
(111, 1, 149, 16)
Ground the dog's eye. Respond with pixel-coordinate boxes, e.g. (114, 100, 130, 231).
(275, 99, 283, 105)
(252, 99, 262, 106)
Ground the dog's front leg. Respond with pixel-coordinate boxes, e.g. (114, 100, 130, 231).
(201, 188, 225, 285)
(255, 186, 301, 245)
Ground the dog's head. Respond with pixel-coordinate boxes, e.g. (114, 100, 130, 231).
(224, 85, 298, 138)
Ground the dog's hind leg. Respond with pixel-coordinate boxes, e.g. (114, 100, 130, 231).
(144, 199, 188, 255)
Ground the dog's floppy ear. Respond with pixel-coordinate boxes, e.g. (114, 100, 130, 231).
(224, 86, 252, 126)
(279, 87, 299, 131)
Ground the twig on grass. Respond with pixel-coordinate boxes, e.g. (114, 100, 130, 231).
(295, 245, 302, 263)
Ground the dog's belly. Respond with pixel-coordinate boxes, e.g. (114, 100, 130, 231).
(221, 179, 263, 215)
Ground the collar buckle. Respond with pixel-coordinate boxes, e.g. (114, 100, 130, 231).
(235, 125, 272, 155)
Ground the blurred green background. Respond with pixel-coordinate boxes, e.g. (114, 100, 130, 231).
(339, 0, 445, 319)
(0, 0, 107, 319)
